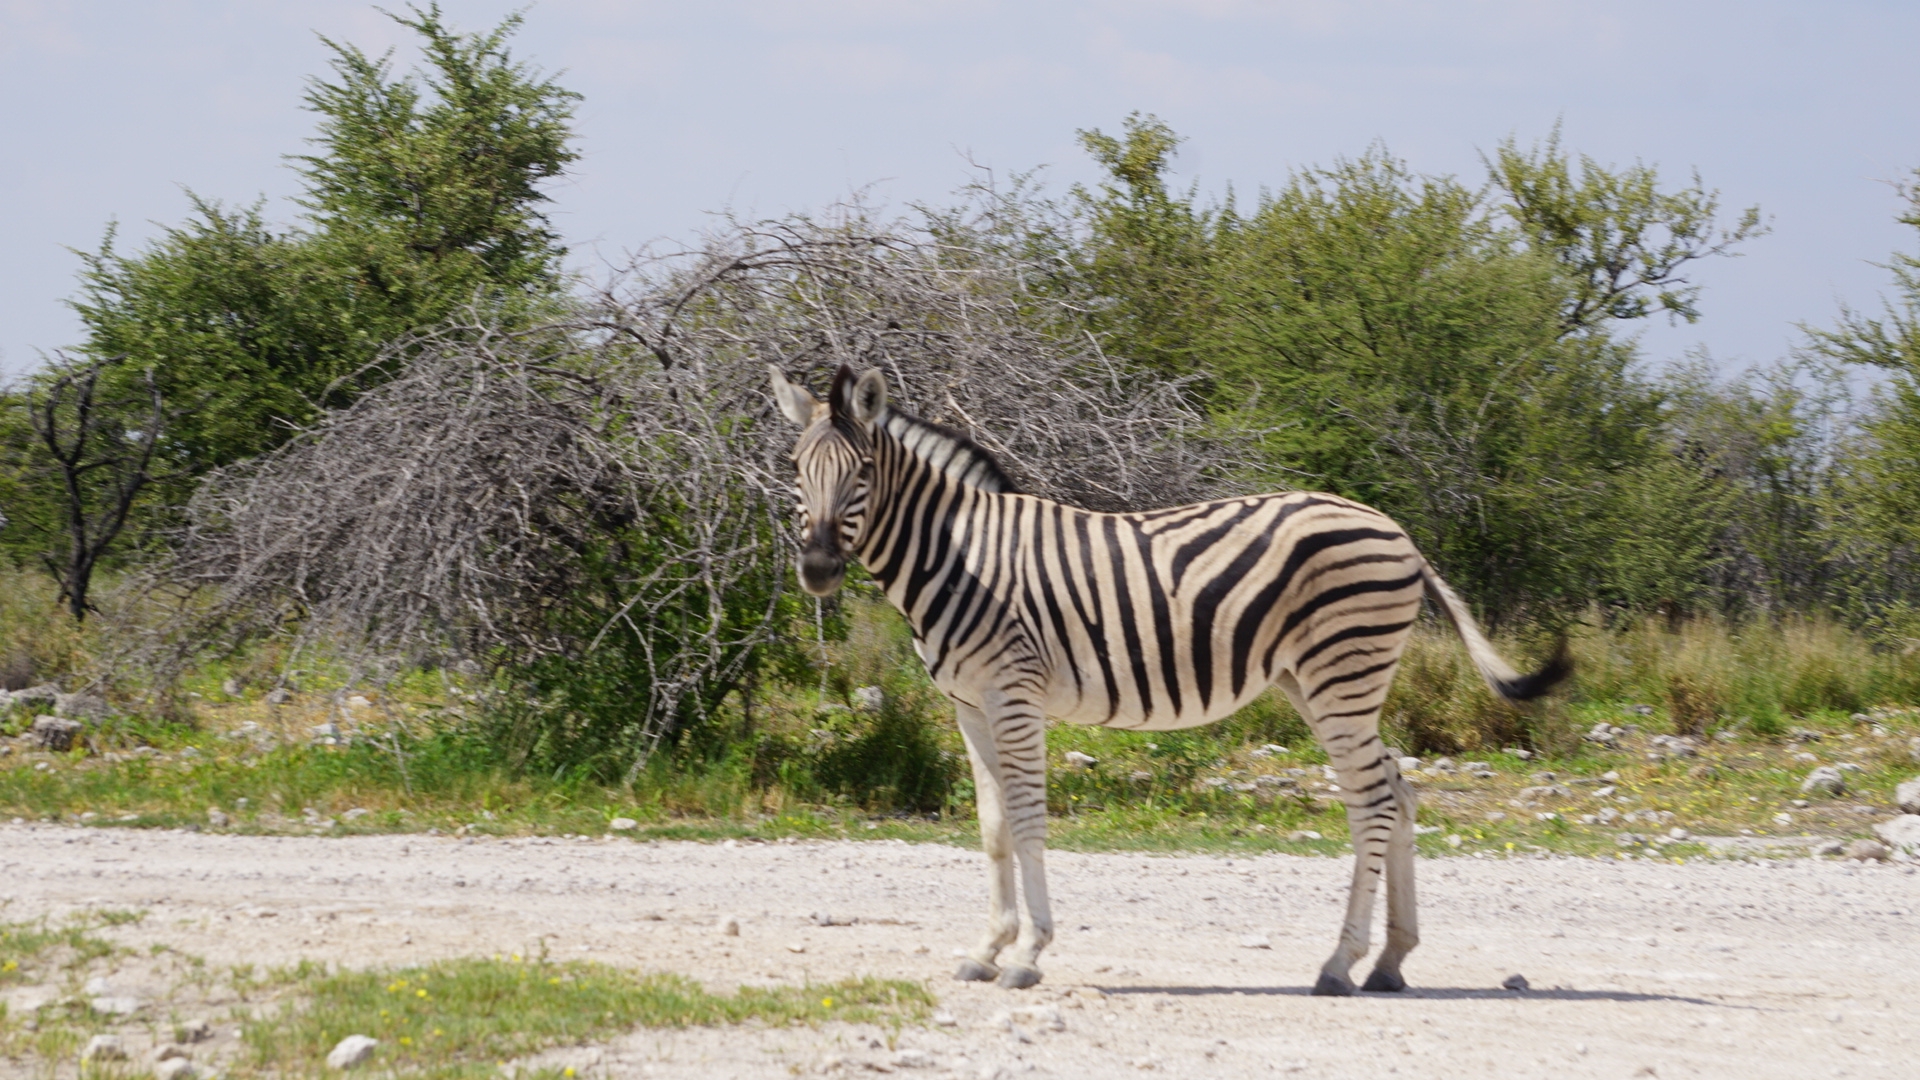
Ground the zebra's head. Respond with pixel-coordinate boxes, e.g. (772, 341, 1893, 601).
(769, 363, 888, 597)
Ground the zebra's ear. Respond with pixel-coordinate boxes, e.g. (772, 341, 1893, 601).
(843, 368, 888, 425)
(768, 365, 822, 425)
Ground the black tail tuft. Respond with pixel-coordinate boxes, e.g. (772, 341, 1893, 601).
(1493, 639, 1573, 701)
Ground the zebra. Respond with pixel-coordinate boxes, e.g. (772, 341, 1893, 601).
(769, 363, 1568, 995)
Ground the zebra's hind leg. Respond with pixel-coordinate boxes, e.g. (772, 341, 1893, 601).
(1361, 765, 1419, 992)
(952, 701, 1019, 983)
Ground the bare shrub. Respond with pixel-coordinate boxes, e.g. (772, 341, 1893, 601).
(109, 200, 1237, 772)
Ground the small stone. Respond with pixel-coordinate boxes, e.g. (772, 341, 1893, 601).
(717, 914, 740, 936)
(1286, 830, 1322, 842)
(81, 1034, 126, 1062)
(326, 1034, 378, 1070)
(1896, 778, 1920, 816)
(1238, 934, 1271, 949)
(342, 807, 370, 821)
(893, 1048, 934, 1068)
(1773, 812, 1793, 826)
(29, 715, 83, 752)
(154, 1056, 200, 1080)
(608, 817, 638, 832)
(152, 1043, 191, 1062)
(1812, 840, 1845, 856)
(179, 1019, 214, 1043)
(206, 808, 229, 828)
(1872, 814, 1920, 853)
(91, 994, 143, 1017)
(265, 688, 292, 705)
(1844, 839, 1891, 862)
(346, 695, 372, 709)
(1446, 834, 1464, 848)
(932, 1009, 958, 1026)
(786, 942, 807, 953)
(1501, 973, 1530, 992)
(1800, 766, 1845, 797)
(1484, 812, 1507, 824)
(852, 686, 885, 712)
(1063, 750, 1098, 769)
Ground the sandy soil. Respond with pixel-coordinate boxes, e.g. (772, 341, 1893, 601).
(1, 824, 1915, 1079)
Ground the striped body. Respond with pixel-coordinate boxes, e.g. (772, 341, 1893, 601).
(773, 365, 1567, 997)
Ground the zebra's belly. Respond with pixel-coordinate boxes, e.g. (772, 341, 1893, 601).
(1047, 683, 1267, 732)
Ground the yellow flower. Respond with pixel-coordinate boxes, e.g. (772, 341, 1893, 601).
(416, 988, 428, 998)
(548, 977, 561, 986)
(821, 997, 834, 1008)
(399, 1036, 412, 1046)
(565, 1069, 576, 1078)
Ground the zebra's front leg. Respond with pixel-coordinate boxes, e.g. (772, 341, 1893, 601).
(952, 701, 1018, 983)
(987, 689, 1053, 990)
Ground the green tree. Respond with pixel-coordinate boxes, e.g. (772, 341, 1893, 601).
(0, 5, 578, 611)
(1808, 169, 1920, 633)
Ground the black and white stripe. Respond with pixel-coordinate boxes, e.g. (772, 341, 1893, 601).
(771, 364, 1568, 996)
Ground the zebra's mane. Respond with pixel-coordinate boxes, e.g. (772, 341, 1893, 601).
(879, 408, 1021, 494)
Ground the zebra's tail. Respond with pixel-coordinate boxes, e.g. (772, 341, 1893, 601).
(1419, 561, 1571, 702)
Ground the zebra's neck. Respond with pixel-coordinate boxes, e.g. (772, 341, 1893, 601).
(852, 409, 1020, 594)
(875, 410, 1018, 495)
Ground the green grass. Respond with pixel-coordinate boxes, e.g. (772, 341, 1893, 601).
(242, 959, 931, 1079)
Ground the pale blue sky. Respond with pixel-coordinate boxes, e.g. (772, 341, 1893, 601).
(3, 1, 1916, 379)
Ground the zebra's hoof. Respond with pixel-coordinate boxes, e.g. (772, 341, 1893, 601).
(1311, 971, 1355, 997)
(954, 959, 1000, 982)
(1361, 968, 1406, 993)
(995, 964, 1042, 990)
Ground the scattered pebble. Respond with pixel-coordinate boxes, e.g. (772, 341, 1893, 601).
(932, 1009, 958, 1026)
(1844, 839, 1891, 862)
(1501, 973, 1530, 992)
(786, 942, 807, 953)
(81, 1034, 126, 1062)
(154, 1058, 201, 1080)
(1063, 750, 1098, 768)
(608, 817, 638, 832)
(1238, 934, 1271, 949)
(206, 808, 229, 828)
(893, 1048, 934, 1068)
(717, 914, 740, 936)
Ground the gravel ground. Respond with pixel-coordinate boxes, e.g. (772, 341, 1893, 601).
(1, 824, 1915, 1079)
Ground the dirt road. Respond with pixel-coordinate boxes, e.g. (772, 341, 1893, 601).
(2, 824, 1914, 1079)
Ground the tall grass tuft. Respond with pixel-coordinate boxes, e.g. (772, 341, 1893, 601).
(0, 567, 89, 690)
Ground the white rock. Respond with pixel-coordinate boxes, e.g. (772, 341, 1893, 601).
(91, 994, 143, 1017)
(326, 1034, 378, 1070)
(154, 1058, 200, 1080)
(608, 817, 638, 832)
(852, 686, 885, 713)
(1800, 766, 1845, 796)
(342, 807, 370, 821)
(1397, 756, 1421, 772)
(1238, 934, 1271, 949)
(1812, 840, 1845, 857)
(894, 1048, 934, 1068)
(206, 808, 229, 828)
(81, 1034, 126, 1062)
(1896, 778, 1920, 816)
(932, 1009, 958, 1026)
(179, 1019, 214, 1043)
(717, 914, 740, 936)
(1063, 750, 1098, 769)
(152, 1042, 189, 1063)
(346, 695, 372, 709)
(1872, 814, 1920, 853)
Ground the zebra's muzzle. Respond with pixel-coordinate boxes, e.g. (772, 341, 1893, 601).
(798, 545, 846, 596)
